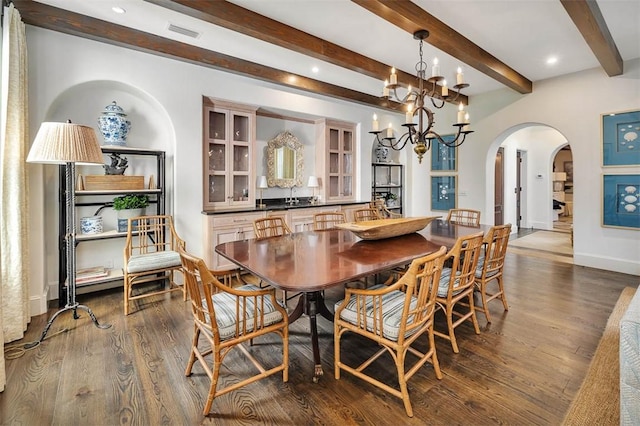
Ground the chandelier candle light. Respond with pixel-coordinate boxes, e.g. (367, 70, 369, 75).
(371, 30, 473, 164)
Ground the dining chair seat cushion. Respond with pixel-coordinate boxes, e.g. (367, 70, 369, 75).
(437, 267, 466, 297)
(126, 250, 182, 273)
(474, 254, 500, 279)
(335, 284, 418, 341)
(207, 284, 285, 341)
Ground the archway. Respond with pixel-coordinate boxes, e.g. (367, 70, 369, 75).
(484, 123, 570, 232)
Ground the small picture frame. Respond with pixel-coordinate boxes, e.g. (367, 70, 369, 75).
(602, 110, 640, 167)
(431, 134, 457, 172)
(431, 175, 457, 211)
(602, 174, 640, 230)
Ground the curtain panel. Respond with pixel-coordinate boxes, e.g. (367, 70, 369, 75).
(1, 3, 30, 392)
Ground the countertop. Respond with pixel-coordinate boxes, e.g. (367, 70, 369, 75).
(201, 199, 369, 215)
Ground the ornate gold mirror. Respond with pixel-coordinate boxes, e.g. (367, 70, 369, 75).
(267, 130, 304, 188)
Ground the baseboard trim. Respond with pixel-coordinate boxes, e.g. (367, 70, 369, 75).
(574, 253, 640, 276)
(29, 288, 49, 317)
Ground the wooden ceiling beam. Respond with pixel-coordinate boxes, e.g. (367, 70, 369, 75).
(351, 0, 533, 94)
(12, 1, 404, 112)
(560, 0, 623, 76)
(144, 0, 465, 104)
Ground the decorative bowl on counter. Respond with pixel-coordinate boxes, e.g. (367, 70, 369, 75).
(335, 216, 440, 240)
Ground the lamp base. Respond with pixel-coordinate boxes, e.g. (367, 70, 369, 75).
(257, 203, 266, 208)
(25, 302, 111, 348)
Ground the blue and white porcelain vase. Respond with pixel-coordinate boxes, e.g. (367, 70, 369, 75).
(98, 101, 131, 146)
(374, 143, 389, 163)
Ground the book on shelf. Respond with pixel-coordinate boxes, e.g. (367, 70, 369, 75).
(76, 266, 109, 283)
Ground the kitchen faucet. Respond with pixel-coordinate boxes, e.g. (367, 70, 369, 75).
(288, 187, 299, 204)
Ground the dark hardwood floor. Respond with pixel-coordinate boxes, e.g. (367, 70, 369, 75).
(1, 250, 636, 425)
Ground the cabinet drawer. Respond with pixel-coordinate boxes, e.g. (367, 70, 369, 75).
(290, 206, 338, 222)
(211, 212, 264, 228)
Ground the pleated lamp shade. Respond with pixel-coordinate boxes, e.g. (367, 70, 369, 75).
(27, 121, 104, 165)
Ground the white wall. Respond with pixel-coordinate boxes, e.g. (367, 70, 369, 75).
(25, 28, 411, 311)
(25, 27, 640, 314)
(473, 61, 640, 275)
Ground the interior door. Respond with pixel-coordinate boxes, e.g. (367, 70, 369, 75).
(494, 147, 504, 225)
(516, 150, 523, 228)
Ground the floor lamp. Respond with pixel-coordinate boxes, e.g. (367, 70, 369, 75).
(26, 121, 111, 346)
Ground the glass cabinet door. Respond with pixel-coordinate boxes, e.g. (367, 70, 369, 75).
(203, 101, 255, 210)
(325, 124, 355, 200)
(230, 112, 251, 204)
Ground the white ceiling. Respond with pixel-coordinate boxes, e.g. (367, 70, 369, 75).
(33, 0, 640, 99)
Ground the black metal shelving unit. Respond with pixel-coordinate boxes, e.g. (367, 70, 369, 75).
(372, 162, 404, 216)
(57, 146, 166, 306)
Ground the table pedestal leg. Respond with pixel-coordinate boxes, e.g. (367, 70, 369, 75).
(287, 290, 334, 382)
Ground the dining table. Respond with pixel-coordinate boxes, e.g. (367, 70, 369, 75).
(215, 218, 491, 382)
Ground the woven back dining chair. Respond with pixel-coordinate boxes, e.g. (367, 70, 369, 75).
(353, 207, 382, 222)
(434, 231, 484, 353)
(313, 211, 346, 230)
(179, 247, 289, 416)
(370, 198, 402, 219)
(446, 208, 481, 226)
(334, 246, 448, 417)
(253, 216, 294, 304)
(122, 214, 185, 315)
(253, 216, 292, 238)
(474, 223, 512, 323)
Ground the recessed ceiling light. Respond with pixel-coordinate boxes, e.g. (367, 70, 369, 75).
(112, 6, 126, 14)
(546, 56, 558, 65)
(311, 66, 319, 74)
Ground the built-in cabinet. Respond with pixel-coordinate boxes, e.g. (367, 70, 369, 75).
(203, 203, 367, 270)
(202, 211, 262, 270)
(372, 163, 404, 216)
(203, 97, 257, 210)
(315, 119, 356, 202)
(60, 146, 165, 306)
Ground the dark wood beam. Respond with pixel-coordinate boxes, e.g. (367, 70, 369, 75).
(144, 0, 465, 104)
(12, 0, 405, 112)
(560, 0, 623, 76)
(351, 0, 533, 95)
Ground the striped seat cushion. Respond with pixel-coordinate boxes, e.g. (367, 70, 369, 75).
(475, 254, 500, 279)
(208, 284, 284, 341)
(126, 250, 182, 273)
(437, 267, 466, 297)
(335, 284, 418, 341)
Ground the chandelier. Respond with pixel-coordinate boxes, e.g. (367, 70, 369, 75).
(371, 30, 473, 164)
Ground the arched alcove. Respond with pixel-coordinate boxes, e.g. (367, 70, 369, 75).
(37, 80, 176, 296)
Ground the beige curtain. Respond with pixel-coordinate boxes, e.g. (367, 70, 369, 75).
(0, 3, 30, 392)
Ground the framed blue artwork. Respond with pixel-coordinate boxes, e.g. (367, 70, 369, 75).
(602, 174, 640, 230)
(431, 134, 457, 171)
(431, 175, 456, 211)
(602, 110, 640, 166)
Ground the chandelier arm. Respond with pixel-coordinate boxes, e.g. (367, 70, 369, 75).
(374, 131, 411, 151)
(395, 127, 417, 150)
(437, 126, 473, 148)
(430, 96, 445, 109)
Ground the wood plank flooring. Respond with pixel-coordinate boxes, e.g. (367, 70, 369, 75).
(1, 250, 636, 425)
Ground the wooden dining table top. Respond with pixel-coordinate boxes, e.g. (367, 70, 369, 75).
(215, 219, 490, 293)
